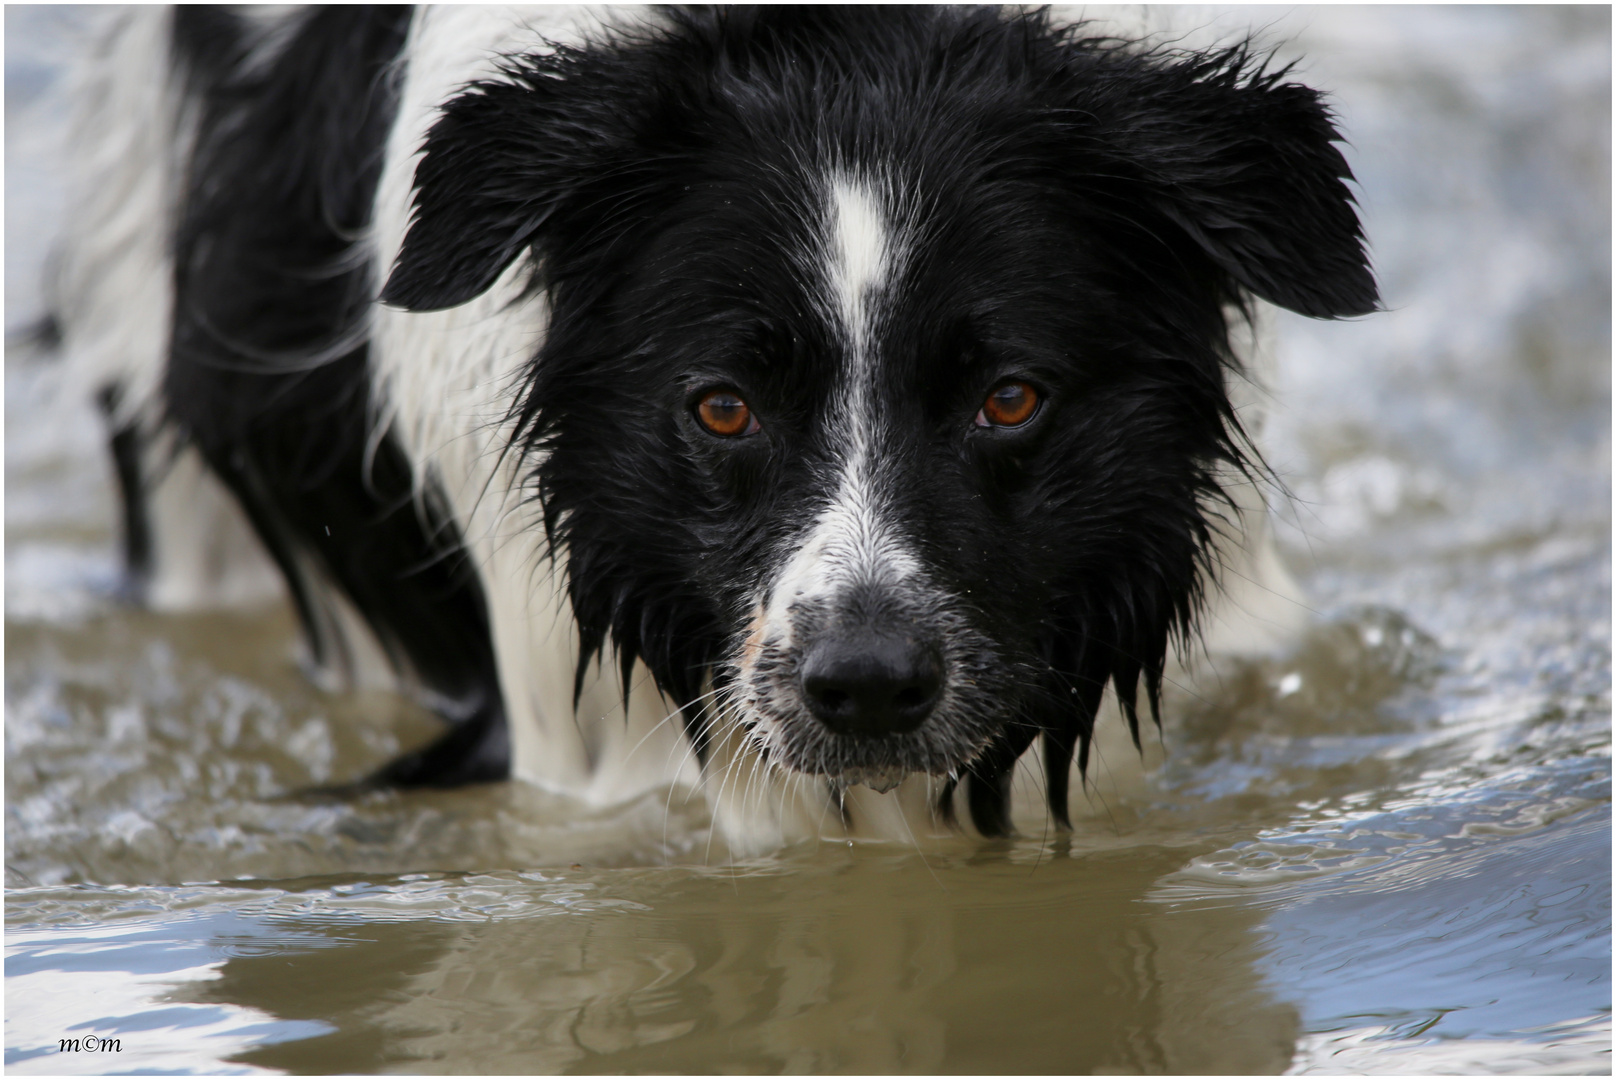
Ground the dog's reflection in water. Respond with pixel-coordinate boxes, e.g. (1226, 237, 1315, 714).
(184, 850, 1296, 1074)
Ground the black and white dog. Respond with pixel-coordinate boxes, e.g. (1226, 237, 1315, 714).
(58, 6, 1375, 852)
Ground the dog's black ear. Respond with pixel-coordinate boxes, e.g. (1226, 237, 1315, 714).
(1090, 44, 1379, 319)
(381, 53, 638, 313)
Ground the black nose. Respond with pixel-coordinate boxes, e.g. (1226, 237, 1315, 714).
(800, 634, 944, 737)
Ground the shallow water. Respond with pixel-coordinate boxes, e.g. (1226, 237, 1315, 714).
(6, 6, 1611, 1075)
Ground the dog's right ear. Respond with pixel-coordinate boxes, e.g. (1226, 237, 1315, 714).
(381, 54, 640, 313)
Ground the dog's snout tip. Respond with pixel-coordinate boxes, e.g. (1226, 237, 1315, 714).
(800, 634, 943, 737)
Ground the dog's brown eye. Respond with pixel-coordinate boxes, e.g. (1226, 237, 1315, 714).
(976, 381, 1040, 428)
(696, 390, 760, 437)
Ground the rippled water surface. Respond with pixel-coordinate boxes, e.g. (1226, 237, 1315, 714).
(6, 5, 1610, 1074)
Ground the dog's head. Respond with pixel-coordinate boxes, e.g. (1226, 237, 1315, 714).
(384, 8, 1376, 833)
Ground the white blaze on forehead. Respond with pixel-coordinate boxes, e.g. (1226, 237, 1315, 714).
(826, 173, 890, 354)
(748, 170, 923, 649)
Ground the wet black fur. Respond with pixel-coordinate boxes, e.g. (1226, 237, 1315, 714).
(159, 6, 508, 784)
(146, 6, 1374, 834)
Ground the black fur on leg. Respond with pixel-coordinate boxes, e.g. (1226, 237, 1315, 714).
(369, 698, 510, 788)
(95, 383, 152, 600)
(1041, 673, 1105, 831)
(965, 721, 1042, 838)
(165, 6, 510, 788)
(1041, 726, 1079, 832)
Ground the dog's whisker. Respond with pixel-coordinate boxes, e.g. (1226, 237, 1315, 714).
(625, 684, 724, 768)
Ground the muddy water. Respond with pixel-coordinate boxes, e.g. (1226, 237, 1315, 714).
(6, 6, 1610, 1074)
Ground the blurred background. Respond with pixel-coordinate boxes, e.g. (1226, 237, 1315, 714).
(7, 6, 1610, 1074)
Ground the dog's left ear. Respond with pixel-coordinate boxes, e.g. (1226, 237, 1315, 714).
(1090, 46, 1379, 319)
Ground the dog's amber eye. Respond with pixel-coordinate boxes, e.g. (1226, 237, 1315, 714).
(696, 390, 760, 437)
(976, 381, 1040, 428)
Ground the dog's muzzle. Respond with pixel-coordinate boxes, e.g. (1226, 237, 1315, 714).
(737, 574, 1012, 792)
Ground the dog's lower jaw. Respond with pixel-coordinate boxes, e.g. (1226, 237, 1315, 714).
(740, 703, 982, 798)
(836, 765, 908, 795)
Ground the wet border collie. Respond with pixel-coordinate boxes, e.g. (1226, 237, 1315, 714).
(58, 6, 1374, 852)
